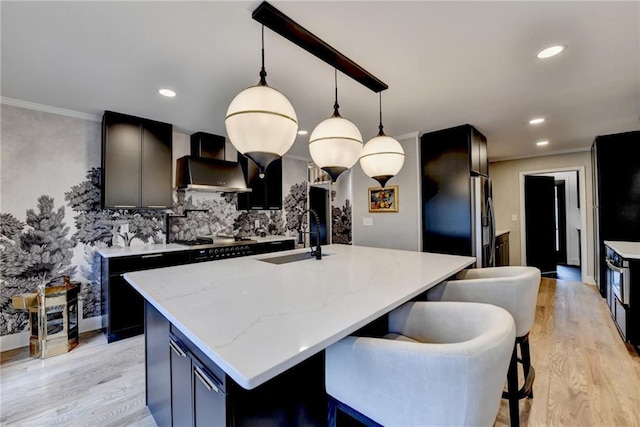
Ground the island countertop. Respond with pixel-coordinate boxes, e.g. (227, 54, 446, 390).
(124, 244, 475, 389)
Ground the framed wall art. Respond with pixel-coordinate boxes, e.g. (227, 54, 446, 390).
(368, 186, 399, 213)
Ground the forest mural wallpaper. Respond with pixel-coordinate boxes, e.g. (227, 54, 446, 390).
(0, 165, 340, 337)
(0, 104, 352, 345)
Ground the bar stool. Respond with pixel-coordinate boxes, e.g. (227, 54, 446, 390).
(428, 266, 541, 427)
(325, 301, 516, 426)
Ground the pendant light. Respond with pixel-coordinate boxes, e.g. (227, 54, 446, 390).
(308, 69, 363, 183)
(359, 92, 405, 188)
(225, 25, 298, 178)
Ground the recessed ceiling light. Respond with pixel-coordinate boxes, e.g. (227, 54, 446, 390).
(159, 89, 176, 97)
(529, 118, 545, 125)
(536, 140, 549, 146)
(297, 130, 308, 135)
(537, 45, 566, 59)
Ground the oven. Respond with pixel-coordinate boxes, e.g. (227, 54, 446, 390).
(605, 246, 630, 339)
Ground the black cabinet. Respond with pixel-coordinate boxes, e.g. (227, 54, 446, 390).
(237, 155, 282, 210)
(191, 132, 225, 160)
(101, 251, 190, 343)
(495, 232, 510, 266)
(145, 302, 326, 427)
(252, 239, 295, 255)
(145, 302, 172, 427)
(102, 111, 173, 209)
(592, 130, 640, 295)
(422, 124, 488, 178)
(169, 326, 228, 427)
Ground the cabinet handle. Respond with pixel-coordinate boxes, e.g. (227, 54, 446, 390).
(268, 206, 280, 210)
(141, 253, 163, 259)
(194, 365, 219, 393)
(146, 205, 168, 209)
(169, 338, 187, 358)
(113, 205, 136, 208)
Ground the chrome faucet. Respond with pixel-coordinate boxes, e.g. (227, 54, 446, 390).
(298, 209, 322, 260)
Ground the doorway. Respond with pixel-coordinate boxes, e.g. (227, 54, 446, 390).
(520, 167, 587, 282)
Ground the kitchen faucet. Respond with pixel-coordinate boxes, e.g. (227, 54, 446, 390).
(298, 209, 322, 260)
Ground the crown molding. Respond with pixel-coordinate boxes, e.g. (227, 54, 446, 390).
(1, 97, 101, 122)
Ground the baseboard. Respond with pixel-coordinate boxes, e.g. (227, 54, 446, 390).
(0, 315, 104, 352)
(0, 331, 30, 352)
(584, 275, 596, 286)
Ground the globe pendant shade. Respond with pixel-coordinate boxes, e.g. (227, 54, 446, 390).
(309, 115, 363, 182)
(359, 134, 405, 188)
(225, 84, 298, 174)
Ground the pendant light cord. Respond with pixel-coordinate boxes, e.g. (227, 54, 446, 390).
(378, 92, 385, 135)
(259, 25, 267, 85)
(333, 68, 340, 116)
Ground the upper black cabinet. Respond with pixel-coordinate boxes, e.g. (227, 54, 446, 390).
(422, 124, 488, 177)
(102, 111, 173, 209)
(237, 155, 282, 210)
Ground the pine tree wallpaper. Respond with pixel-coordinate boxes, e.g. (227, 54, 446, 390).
(0, 104, 352, 343)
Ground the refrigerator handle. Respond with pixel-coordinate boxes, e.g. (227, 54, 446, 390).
(488, 197, 496, 266)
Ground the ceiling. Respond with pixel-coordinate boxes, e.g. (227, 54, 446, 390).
(2, 1, 638, 162)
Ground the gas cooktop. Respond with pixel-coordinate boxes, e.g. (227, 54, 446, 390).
(174, 236, 258, 248)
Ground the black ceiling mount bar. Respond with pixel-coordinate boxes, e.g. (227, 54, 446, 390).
(252, 1, 388, 93)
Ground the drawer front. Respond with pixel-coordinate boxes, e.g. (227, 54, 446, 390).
(108, 251, 190, 274)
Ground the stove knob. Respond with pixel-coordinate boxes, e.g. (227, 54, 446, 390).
(214, 248, 220, 254)
(209, 249, 214, 255)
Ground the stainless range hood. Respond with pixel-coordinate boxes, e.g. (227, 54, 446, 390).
(176, 156, 252, 193)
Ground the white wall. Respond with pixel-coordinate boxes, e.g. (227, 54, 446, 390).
(352, 132, 421, 251)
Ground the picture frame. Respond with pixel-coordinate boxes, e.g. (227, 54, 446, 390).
(368, 186, 399, 213)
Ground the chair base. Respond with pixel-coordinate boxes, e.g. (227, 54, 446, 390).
(503, 333, 535, 427)
(328, 395, 382, 427)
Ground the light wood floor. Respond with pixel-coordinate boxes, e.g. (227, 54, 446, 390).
(2, 277, 639, 426)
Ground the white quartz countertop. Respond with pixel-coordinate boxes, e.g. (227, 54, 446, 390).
(97, 236, 295, 258)
(124, 244, 475, 390)
(604, 241, 640, 259)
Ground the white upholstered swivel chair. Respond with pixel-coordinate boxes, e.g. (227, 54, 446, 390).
(428, 266, 542, 427)
(325, 301, 516, 426)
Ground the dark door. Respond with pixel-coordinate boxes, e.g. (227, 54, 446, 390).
(525, 175, 556, 274)
(554, 181, 567, 264)
(309, 186, 329, 245)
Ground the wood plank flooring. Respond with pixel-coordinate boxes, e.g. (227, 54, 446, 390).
(1, 276, 639, 426)
(494, 277, 640, 426)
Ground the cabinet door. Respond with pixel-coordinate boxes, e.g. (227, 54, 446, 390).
(469, 127, 488, 177)
(239, 155, 283, 210)
(170, 336, 194, 426)
(142, 123, 172, 208)
(264, 159, 282, 210)
(103, 119, 142, 208)
(193, 360, 227, 426)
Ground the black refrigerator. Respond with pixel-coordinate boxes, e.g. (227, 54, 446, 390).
(420, 125, 496, 267)
(592, 130, 640, 296)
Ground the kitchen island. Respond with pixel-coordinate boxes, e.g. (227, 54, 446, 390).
(124, 244, 475, 425)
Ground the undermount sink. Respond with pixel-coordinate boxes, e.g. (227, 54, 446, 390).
(258, 251, 332, 265)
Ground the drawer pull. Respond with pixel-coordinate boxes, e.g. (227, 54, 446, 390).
(169, 339, 187, 358)
(141, 253, 163, 259)
(146, 205, 168, 209)
(113, 205, 136, 208)
(194, 366, 219, 393)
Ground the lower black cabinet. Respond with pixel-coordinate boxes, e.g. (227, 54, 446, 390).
(495, 232, 510, 266)
(102, 251, 190, 343)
